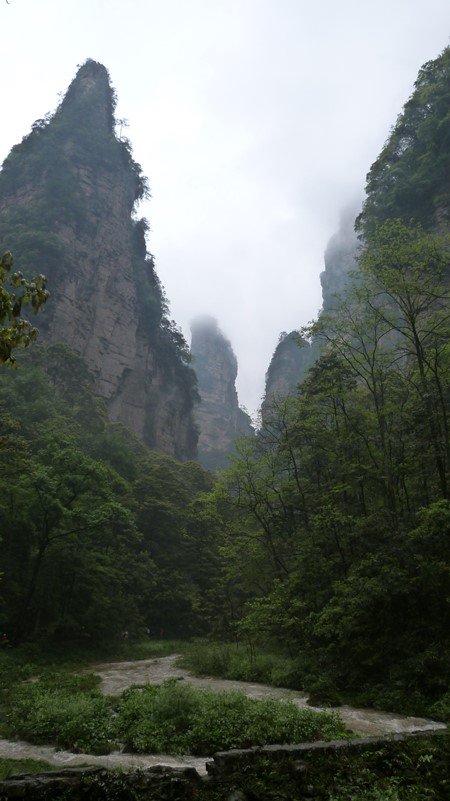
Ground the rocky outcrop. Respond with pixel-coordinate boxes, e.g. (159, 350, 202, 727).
(0, 60, 198, 460)
(261, 332, 316, 419)
(320, 203, 360, 312)
(190, 316, 254, 470)
(262, 201, 362, 417)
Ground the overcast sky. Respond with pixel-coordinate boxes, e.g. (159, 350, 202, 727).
(2, 1, 449, 413)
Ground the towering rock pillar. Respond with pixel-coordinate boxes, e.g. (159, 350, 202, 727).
(261, 331, 315, 419)
(261, 203, 360, 417)
(0, 60, 198, 460)
(190, 316, 254, 470)
(320, 204, 360, 312)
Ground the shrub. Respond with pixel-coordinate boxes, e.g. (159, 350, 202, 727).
(429, 691, 450, 723)
(307, 678, 342, 707)
(180, 641, 306, 690)
(3, 673, 115, 754)
(114, 680, 198, 754)
(114, 679, 347, 755)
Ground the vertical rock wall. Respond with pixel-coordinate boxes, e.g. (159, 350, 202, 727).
(191, 316, 254, 470)
(0, 60, 198, 460)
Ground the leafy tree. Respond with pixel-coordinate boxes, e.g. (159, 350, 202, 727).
(0, 251, 48, 364)
(0, 426, 150, 641)
(0, 344, 220, 643)
(358, 220, 450, 497)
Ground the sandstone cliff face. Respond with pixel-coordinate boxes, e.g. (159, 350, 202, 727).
(190, 316, 254, 470)
(0, 61, 198, 460)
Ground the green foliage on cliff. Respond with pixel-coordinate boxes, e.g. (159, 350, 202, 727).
(0, 61, 148, 218)
(0, 250, 48, 363)
(263, 331, 315, 406)
(357, 46, 450, 235)
(0, 62, 139, 281)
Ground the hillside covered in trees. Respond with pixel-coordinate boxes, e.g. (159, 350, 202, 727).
(210, 46, 449, 717)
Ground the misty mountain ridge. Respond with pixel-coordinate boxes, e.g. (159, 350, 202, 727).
(0, 47, 448, 464)
(262, 46, 449, 408)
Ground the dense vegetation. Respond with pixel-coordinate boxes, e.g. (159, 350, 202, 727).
(1, 665, 346, 756)
(207, 218, 449, 717)
(0, 344, 217, 642)
(197, 48, 450, 719)
(0, 250, 48, 364)
(357, 47, 449, 235)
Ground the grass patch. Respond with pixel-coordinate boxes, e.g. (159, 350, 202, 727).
(2, 673, 115, 754)
(2, 672, 348, 757)
(114, 678, 348, 755)
(350, 684, 450, 723)
(179, 640, 306, 690)
(0, 758, 56, 780)
(0, 638, 186, 709)
(91, 638, 186, 664)
(179, 643, 448, 720)
(0, 638, 185, 682)
(334, 782, 442, 800)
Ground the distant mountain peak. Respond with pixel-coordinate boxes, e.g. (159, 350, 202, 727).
(191, 316, 253, 470)
(54, 59, 116, 134)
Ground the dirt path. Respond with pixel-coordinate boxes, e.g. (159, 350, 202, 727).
(0, 654, 445, 773)
(91, 654, 446, 738)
